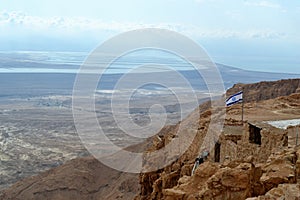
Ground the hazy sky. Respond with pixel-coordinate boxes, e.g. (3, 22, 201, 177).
(0, 0, 299, 73)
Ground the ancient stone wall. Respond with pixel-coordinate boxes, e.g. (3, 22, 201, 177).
(286, 125, 300, 147)
(220, 139, 238, 163)
(235, 123, 287, 163)
(209, 122, 288, 165)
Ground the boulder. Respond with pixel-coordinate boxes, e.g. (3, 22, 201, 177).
(260, 149, 297, 192)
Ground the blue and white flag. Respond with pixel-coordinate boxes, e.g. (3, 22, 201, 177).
(226, 91, 243, 106)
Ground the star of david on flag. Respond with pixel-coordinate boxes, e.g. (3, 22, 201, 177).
(226, 91, 243, 106)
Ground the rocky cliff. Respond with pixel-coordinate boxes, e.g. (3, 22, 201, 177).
(1, 78, 300, 200)
(160, 147, 300, 200)
(136, 78, 300, 200)
(227, 78, 300, 102)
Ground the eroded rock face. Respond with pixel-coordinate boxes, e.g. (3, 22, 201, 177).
(136, 78, 300, 200)
(260, 148, 297, 192)
(247, 184, 300, 200)
(227, 79, 300, 103)
(162, 162, 254, 200)
(246, 148, 300, 200)
(136, 103, 213, 200)
(137, 147, 300, 200)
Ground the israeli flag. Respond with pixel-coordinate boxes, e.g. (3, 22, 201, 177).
(226, 91, 243, 106)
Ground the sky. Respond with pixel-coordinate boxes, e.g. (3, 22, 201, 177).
(0, 0, 300, 73)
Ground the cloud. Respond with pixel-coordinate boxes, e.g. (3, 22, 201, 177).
(184, 27, 285, 40)
(0, 11, 180, 35)
(0, 10, 286, 41)
(244, 0, 281, 9)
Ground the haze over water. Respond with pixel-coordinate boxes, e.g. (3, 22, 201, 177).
(0, 51, 299, 74)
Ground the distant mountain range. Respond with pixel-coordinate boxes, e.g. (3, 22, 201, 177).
(0, 63, 299, 98)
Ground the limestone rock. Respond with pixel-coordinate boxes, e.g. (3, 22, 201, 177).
(227, 79, 300, 103)
(260, 149, 297, 191)
(247, 184, 300, 200)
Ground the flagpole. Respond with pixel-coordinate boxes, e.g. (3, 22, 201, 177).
(241, 99, 244, 122)
(241, 90, 244, 124)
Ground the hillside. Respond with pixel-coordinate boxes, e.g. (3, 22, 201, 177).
(136, 78, 300, 200)
(0, 157, 139, 200)
(1, 78, 300, 200)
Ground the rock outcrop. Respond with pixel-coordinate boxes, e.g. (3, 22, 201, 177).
(136, 79, 300, 200)
(247, 184, 300, 200)
(227, 79, 300, 103)
(139, 147, 300, 200)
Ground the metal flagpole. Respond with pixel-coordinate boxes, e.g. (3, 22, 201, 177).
(242, 98, 244, 122)
(241, 90, 244, 123)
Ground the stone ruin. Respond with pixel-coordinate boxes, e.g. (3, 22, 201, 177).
(211, 120, 289, 164)
(136, 118, 300, 200)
